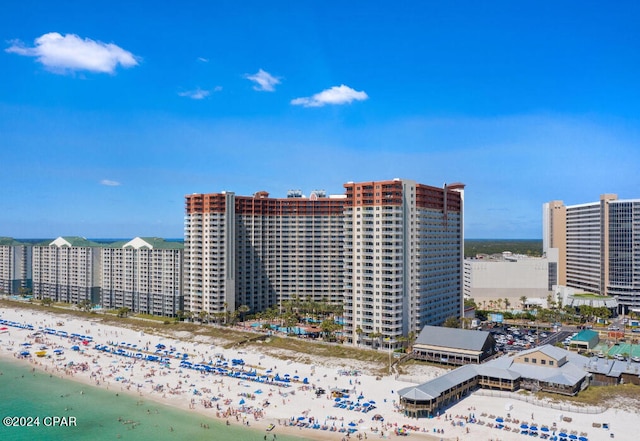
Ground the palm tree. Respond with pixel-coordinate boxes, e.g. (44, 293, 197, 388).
(355, 326, 364, 347)
(77, 299, 92, 312)
(237, 304, 250, 327)
(504, 298, 511, 310)
(443, 316, 460, 328)
(519, 296, 528, 310)
(223, 302, 229, 325)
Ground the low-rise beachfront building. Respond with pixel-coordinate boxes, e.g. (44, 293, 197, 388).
(568, 329, 599, 352)
(0, 237, 32, 295)
(398, 345, 590, 418)
(586, 357, 640, 386)
(411, 325, 497, 366)
(32, 237, 101, 304)
(101, 237, 183, 317)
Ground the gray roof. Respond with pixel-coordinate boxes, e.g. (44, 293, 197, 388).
(585, 357, 640, 378)
(398, 364, 480, 401)
(517, 344, 569, 361)
(414, 325, 492, 352)
(399, 345, 590, 401)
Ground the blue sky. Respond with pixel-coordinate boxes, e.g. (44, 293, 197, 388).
(2, 1, 639, 239)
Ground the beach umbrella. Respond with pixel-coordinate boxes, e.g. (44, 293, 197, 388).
(578, 437, 587, 441)
(558, 432, 568, 438)
(521, 424, 529, 429)
(496, 417, 504, 423)
(348, 422, 357, 427)
(239, 399, 245, 405)
(71, 345, 80, 351)
(20, 351, 30, 356)
(530, 426, 538, 431)
(541, 427, 550, 432)
(569, 435, 577, 440)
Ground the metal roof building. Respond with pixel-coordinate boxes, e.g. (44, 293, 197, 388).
(398, 345, 590, 418)
(411, 325, 497, 365)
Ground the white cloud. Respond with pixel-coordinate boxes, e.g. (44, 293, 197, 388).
(291, 84, 368, 107)
(100, 179, 121, 187)
(245, 69, 280, 91)
(178, 86, 222, 100)
(197, 57, 209, 63)
(5, 32, 138, 74)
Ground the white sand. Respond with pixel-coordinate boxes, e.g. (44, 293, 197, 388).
(0, 306, 632, 441)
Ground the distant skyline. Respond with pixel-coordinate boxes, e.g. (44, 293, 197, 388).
(2, 2, 640, 239)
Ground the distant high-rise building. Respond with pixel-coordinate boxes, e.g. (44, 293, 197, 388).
(184, 179, 465, 346)
(543, 195, 640, 312)
(0, 237, 32, 295)
(101, 237, 183, 316)
(32, 237, 101, 304)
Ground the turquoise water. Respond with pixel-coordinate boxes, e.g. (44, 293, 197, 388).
(0, 358, 305, 441)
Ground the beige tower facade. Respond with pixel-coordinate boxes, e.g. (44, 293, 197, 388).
(542, 201, 566, 286)
(342, 179, 464, 348)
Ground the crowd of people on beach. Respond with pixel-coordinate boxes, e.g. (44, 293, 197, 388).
(0, 308, 630, 441)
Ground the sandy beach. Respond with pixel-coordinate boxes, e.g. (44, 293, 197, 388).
(0, 306, 633, 441)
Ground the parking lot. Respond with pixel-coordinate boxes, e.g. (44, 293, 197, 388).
(488, 325, 564, 352)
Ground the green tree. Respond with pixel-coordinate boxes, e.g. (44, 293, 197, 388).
(77, 299, 92, 312)
(355, 326, 364, 347)
(237, 305, 250, 327)
(117, 307, 130, 318)
(443, 316, 460, 328)
(320, 319, 340, 341)
(519, 296, 528, 310)
(40, 297, 53, 307)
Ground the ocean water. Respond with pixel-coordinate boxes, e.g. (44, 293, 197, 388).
(0, 358, 305, 441)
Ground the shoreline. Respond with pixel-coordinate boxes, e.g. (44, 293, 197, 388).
(0, 306, 445, 441)
(0, 305, 633, 441)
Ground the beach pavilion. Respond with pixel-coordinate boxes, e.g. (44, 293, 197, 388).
(398, 345, 590, 418)
(410, 325, 497, 366)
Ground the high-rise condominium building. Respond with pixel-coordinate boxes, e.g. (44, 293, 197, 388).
(101, 237, 183, 316)
(543, 195, 640, 312)
(184, 189, 345, 318)
(0, 237, 32, 295)
(32, 237, 101, 304)
(184, 179, 465, 345)
(343, 180, 464, 348)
